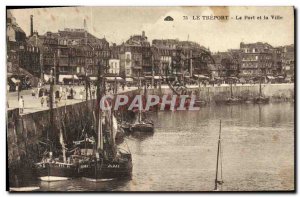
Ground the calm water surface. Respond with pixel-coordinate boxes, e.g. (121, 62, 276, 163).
(39, 103, 294, 191)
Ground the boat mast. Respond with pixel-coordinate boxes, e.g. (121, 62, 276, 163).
(230, 81, 233, 98)
(198, 77, 201, 99)
(214, 120, 223, 191)
(96, 62, 104, 151)
(49, 67, 55, 154)
(259, 77, 262, 97)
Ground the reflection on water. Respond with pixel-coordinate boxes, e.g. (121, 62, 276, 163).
(36, 103, 294, 191)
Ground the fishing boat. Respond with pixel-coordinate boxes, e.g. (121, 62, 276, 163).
(80, 104, 132, 182)
(214, 120, 224, 191)
(225, 82, 241, 105)
(34, 69, 79, 182)
(80, 65, 132, 182)
(130, 85, 154, 132)
(130, 111, 154, 133)
(254, 77, 269, 104)
(193, 80, 206, 107)
(34, 156, 79, 182)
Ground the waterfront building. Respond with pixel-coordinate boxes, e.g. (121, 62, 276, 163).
(281, 44, 294, 81)
(240, 42, 274, 80)
(152, 39, 211, 81)
(108, 59, 120, 75)
(7, 11, 40, 88)
(27, 17, 110, 83)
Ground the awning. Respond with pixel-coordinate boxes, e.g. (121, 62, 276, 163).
(125, 78, 133, 82)
(277, 76, 284, 79)
(90, 77, 97, 81)
(228, 77, 238, 80)
(105, 77, 123, 82)
(133, 77, 145, 80)
(193, 74, 209, 79)
(11, 77, 20, 84)
(267, 76, 275, 79)
(59, 75, 78, 82)
(145, 75, 161, 79)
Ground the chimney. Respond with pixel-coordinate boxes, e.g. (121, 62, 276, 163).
(142, 31, 145, 38)
(30, 15, 33, 36)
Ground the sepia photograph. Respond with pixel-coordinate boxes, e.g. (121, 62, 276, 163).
(6, 6, 295, 192)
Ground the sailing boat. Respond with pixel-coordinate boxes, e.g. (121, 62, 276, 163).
(130, 110, 154, 133)
(225, 81, 241, 105)
(80, 65, 132, 182)
(34, 69, 78, 182)
(193, 79, 206, 107)
(80, 110, 133, 181)
(254, 76, 269, 104)
(130, 84, 154, 133)
(214, 120, 224, 191)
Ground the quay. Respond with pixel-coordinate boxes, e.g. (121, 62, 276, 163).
(7, 83, 294, 115)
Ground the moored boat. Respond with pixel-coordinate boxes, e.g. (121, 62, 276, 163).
(34, 69, 79, 182)
(34, 159, 78, 182)
(253, 96, 270, 104)
(253, 77, 269, 104)
(80, 65, 133, 182)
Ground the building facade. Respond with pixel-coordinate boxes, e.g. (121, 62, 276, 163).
(240, 42, 274, 78)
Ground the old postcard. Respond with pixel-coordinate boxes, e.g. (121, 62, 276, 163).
(6, 6, 295, 192)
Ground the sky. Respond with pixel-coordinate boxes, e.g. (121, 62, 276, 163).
(9, 6, 294, 52)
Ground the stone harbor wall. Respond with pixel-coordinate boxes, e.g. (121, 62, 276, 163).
(147, 83, 294, 103)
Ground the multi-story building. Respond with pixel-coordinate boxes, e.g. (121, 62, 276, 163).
(240, 42, 274, 79)
(272, 47, 283, 77)
(152, 39, 211, 81)
(7, 11, 40, 89)
(27, 17, 110, 83)
(211, 50, 240, 79)
(119, 31, 151, 82)
(152, 39, 177, 77)
(108, 59, 120, 75)
(281, 44, 294, 80)
(120, 51, 133, 78)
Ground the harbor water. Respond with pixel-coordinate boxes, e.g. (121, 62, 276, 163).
(34, 102, 294, 191)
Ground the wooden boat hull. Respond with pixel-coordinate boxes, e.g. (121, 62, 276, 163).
(253, 97, 270, 104)
(80, 154, 132, 181)
(131, 123, 154, 132)
(244, 99, 253, 104)
(225, 98, 241, 105)
(194, 100, 207, 107)
(34, 162, 78, 182)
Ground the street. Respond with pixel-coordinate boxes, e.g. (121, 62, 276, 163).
(7, 85, 138, 115)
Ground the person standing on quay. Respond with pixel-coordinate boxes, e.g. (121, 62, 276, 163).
(41, 96, 44, 107)
(80, 89, 84, 101)
(19, 96, 24, 114)
(59, 85, 63, 97)
(31, 89, 36, 98)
